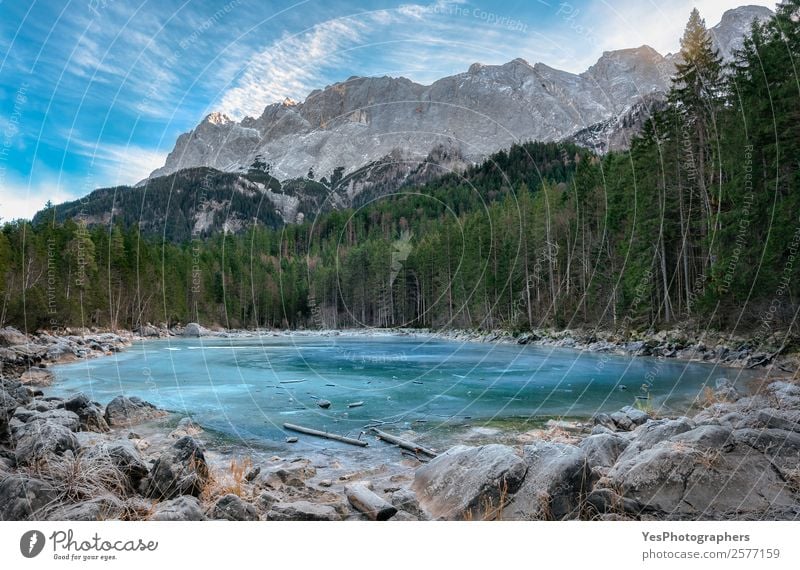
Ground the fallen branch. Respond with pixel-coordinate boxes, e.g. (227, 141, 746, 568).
(283, 423, 368, 447)
(345, 483, 397, 521)
(371, 428, 437, 457)
(746, 343, 789, 370)
(348, 401, 364, 408)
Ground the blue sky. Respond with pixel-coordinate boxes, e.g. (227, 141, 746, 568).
(0, 0, 775, 219)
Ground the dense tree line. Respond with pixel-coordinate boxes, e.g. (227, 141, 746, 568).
(1, 4, 798, 336)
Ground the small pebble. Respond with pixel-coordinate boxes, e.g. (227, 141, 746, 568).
(286, 436, 298, 443)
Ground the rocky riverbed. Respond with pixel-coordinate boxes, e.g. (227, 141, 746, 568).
(1, 324, 799, 521)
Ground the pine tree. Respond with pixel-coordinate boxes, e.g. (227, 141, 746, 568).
(669, 9, 723, 279)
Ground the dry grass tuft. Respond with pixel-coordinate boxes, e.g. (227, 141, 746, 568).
(24, 451, 145, 519)
(201, 456, 253, 502)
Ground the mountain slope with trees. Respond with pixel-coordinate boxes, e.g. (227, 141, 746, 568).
(2, 4, 798, 341)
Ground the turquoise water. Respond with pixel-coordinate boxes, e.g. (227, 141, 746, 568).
(48, 334, 754, 453)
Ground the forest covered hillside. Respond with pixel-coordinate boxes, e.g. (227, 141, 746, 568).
(2, 4, 799, 340)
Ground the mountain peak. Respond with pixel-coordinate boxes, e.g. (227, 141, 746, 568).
(711, 4, 773, 60)
(150, 6, 767, 181)
(203, 112, 233, 126)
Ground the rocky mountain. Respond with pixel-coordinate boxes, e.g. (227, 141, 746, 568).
(150, 6, 773, 185)
(37, 5, 773, 237)
(709, 4, 775, 61)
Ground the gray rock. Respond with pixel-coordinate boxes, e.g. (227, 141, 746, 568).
(609, 411, 633, 431)
(755, 409, 800, 432)
(733, 428, 800, 476)
(257, 491, 280, 511)
(0, 388, 19, 440)
(607, 439, 797, 517)
(590, 424, 616, 435)
(713, 378, 741, 401)
(389, 488, 427, 519)
(169, 417, 203, 438)
(13, 409, 81, 437)
(15, 421, 79, 465)
(144, 436, 210, 499)
(266, 501, 342, 521)
(586, 487, 643, 515)
(104, 395, 166, 427)
(212, 494, 260, 521)
(19, 368, 54, 386)
(137, 324, 161, 337)
(579, 433, 630, 468)
(182, 323, 208, 337)
(616, 417, 695, 462)
(63, 393, 110, 432)
(47, 496, 124, 521)
(151, 496, 207, 521)
(85, 440, 149, 489)
(413, 444, 527, 520)
(255, 459, 316, 490)
(768, 381, 800, 408)
(670, 425, 735, 451)
(505, 441, 593, 520)
(0, 326, 28, 346)
(0, 475, 57, 520)
(617, 405, 650, 427)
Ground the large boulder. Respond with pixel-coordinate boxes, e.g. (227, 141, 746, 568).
(733, 428, 800, 478)
(610, 406, 650, 431)
(254, 459, 317, 490)
(0, 475, 57, 520)
(182, 323, 208, 337)
(151, 496, 207, 521)
(1, 378, 33, 405)
(713, 378, 741, 402)
(85, 440, 149, 490)
(0, 327, 28, 346)
(169, 417, 203, 439)
(412, 444, 527, 520)
(13, 409, 81, 436)
(46, 495, 124, 521)
(579, 432, 630, 469)
(616, 417, 695, 463)
(14, 421, 79, 466)
(144, 436, 210, 500)
(19, 368, 54, 386)
(104, 395, 166, 427)
(137, 324, 161, 338)
(768, 381, 800, 409)
(505, 441, 593, 520)
(265, 501, 341, 521)
(606, 436, 797, 517)
(670, 425, 735, 451)
(63, 393, 110, 432)
(212, 494, 260, 521)
(752, 408, 800, 433)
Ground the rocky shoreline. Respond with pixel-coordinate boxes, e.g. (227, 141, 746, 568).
(1, 324, 799, 521)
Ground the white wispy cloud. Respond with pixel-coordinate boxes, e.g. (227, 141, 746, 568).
(68, 136, 167, 186)
(216, 17, 369, 118)
(0, 173, 74, 221)
(215, 1, 476, 119)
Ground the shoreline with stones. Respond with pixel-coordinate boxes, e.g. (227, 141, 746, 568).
(1, 324, 799, 521)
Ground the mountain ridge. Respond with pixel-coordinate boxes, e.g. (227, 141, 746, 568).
(149, 5, 772, 183)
